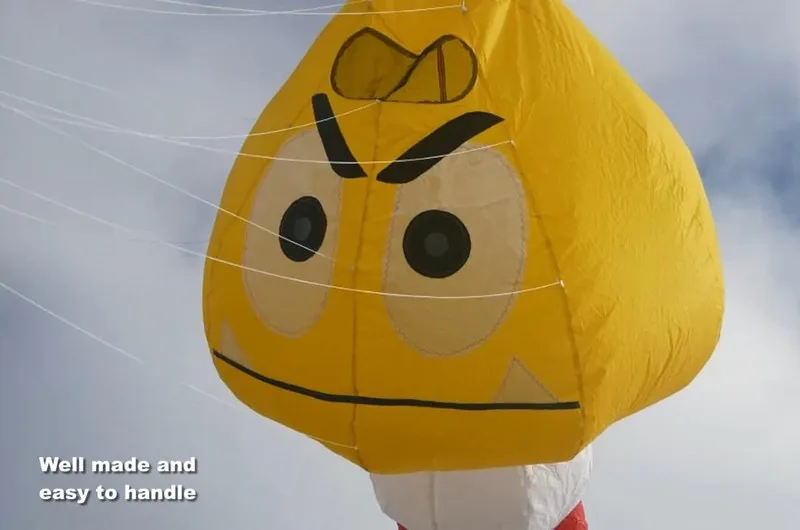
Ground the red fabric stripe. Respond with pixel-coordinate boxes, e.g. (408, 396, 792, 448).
(555, 501, 588, 530)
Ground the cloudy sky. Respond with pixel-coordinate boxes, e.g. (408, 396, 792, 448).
(1, 0, 798, 529)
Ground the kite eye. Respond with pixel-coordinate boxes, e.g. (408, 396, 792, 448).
(402, 209, 471, 279)
(382, 145, 528, 357)
(279, 196, 328, 263)
(241, 130, 342, 337)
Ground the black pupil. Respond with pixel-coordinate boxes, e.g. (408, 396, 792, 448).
(279, 196, 327, 262)
(402, 209, 471, 279)
(424, 232, 449, 257)
(293, 217, 312, 242)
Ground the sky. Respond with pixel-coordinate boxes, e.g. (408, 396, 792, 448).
(0, 0, 798, 529)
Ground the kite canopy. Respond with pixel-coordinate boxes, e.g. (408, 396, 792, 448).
(202, 0, 724, 473)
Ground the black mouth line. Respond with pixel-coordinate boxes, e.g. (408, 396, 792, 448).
(212, 350, 581, 411)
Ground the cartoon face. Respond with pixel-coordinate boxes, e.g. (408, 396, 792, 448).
(203, 1, 723, 474)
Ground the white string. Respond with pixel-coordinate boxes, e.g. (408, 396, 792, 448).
(0, 91, 510, 165)
(0, 53, 117, 94)
(0, 279, 144, 364)
(143, 0, 368, 14)
(71, 0, 354, 17)
(0, 94, 518, 277)
(0, 89, 378, 140)
(0, 198, 200, 245)
(170, 101, 378, 140)
(0, 179, 564, 299)
(71, 0, 462, 16)
(0, 99, 336, 262)
(0, 60, 375, 140)
(0, 99, 561, 299)
(0, 203, 60, 228)
(179, 383, 241, 410)
(0, 274, 356, 449)
(0, 53, 264, 146)
(0, 200, 204, 245)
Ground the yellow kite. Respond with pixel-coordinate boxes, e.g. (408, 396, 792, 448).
(202, 0, 724, 474)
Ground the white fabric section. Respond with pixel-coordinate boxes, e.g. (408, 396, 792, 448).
(369, 445, 592, 530)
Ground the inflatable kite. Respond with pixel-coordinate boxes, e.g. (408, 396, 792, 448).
(202, 0, 724, 528)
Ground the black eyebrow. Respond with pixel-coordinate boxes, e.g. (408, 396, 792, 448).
(311, 93, 366, 178)
(376, 111, 504, 184)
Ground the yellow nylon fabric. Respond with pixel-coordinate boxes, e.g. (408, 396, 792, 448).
(202, 0, 724, 473)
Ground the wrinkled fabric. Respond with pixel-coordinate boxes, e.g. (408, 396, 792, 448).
(371, 445, 592, 530)
(204, 0, 723, 474)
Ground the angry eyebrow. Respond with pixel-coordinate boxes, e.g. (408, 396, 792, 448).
(311, 93, 367, 179)
(376, 111, 504, 184)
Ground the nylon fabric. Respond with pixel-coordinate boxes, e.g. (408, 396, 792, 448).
(370, 444, 592, 530)
(555, 502, 588, 530)
(203, 0, 724, 473)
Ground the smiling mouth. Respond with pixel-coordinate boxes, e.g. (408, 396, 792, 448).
(212, 350, 581, 411)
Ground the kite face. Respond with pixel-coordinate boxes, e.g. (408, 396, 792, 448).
(202, 0, 724, 474)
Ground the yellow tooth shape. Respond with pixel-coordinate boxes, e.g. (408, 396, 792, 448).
(495, 358, 558, 404)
